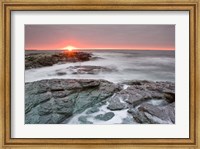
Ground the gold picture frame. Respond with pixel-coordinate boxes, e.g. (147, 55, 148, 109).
(0, 0, 199, 148)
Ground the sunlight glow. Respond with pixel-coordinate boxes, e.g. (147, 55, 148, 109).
(63, 46, 76, 51)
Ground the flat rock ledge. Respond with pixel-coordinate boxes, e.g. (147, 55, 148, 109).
(25, 79, 120, 124)
(25, 79, 175, 124)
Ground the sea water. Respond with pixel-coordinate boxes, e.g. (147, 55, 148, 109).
(25, 50, 175, 83)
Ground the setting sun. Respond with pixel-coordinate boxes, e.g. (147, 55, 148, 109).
(63, 46, 76, 51)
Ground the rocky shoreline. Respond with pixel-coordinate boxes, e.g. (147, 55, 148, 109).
(25, 79, 175, 124)
(25, 51, 93, 70)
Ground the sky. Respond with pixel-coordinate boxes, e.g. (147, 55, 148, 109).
(25, 25, 175, 50)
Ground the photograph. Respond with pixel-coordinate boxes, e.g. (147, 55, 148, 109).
(1, 0, 199, 147)
(25, 24, 175, 124)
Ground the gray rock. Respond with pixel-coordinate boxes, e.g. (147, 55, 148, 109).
(114, 87, 151, 106)
(48, 79, 81, 91)
(38, 114, 66, 124)
(25, 110, 40, 124)
(116, 80, 174, 107)
(128, 102, 175, 124)
(107, 97, 127, 110)
(25, 79, 120, 124)
(25, 92, 52, 114)
(122, 116, 135, 124)
(25, 79, 175, 124)
(56, 72, 67, 76)
(78, 116, 93, 124)
(79, 79, 100, 88)
(25, 51, 92, 70)
(95, 112, 115, 121)
(128, 108, 151, 124)
(38, 102, 53, 116)
(52, 90, 74, 98)
(25, 80, 48, 95)
(54, 97, 75, 116)
(86, 106, 100, 114)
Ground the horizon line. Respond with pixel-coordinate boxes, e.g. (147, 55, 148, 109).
(25, 48, 175, 51)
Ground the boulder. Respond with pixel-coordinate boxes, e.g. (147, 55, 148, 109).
(78, 116, 93, 124)
(95, 112, 115, 121)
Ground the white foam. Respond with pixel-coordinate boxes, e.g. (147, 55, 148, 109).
(68, 102, 135, 124)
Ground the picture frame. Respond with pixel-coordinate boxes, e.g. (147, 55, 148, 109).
(0, 0, 199, 148)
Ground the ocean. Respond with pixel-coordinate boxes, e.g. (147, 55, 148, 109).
(25, 50, 175, 83)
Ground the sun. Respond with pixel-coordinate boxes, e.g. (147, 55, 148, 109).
(63, 46, 76, 51)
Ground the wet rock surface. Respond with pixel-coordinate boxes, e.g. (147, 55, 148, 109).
(78, 116, 93, 124)
(25, 79, 175, 124)
(107, 96, 127, 110)
(25, 51, 92, 70)
(25, 79, 120, 124)
(95, 112, 115, 121)
(128, 102, 175, 124)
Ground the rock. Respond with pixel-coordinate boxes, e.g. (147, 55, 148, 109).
(164, 92, 175, 103)
(128, 102, 175, 124)
(25, 51, 93, 70)
(25, 92, 52, 114)
(25, 80, 49, 94)
(48, 79, 82, 90)
(95, 112, 115, 121)
(79, 79, 100, 88)
(52, 90, 74, 98)
(54, 97, 75, 116)
(128, 108, 151, 124)
(116, 80, 174, 107)
(56, 72, 67, 76)
(76, 52, 92, 61)
(122, 80, 174, 93)
(122, 116, 135, 124)
(66, 65, 117, 75)
(37, 113, 66, 124)
(122, 80, 152, 86)
(25, 79, 120, 124)
(25, 79, 175, 124)
(38, 102, 53, 116)
(86, 106, 100, 114)
(113, 87, 152, 107)
(107, 96, 127, 110)
(78, 116, 93, 124)
(73, 80, 120, 113)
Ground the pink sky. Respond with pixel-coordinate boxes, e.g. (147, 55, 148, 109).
(25, 25, 175, 50)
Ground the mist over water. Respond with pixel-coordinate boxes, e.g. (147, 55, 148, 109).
(25, 50, 175, 83)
